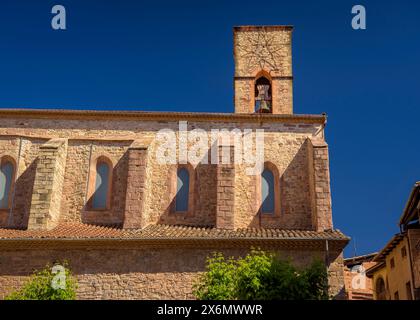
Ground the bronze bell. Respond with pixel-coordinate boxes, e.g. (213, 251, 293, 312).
(256, 84, 272, 113)
(256, 84, 269, 100)
(259, 100, 271, 113)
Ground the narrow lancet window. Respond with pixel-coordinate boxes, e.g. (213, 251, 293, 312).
(92, 160, 111, 210)
(0, 159, 14, 209)
(261, 168, 275, 213)
(175, 168, 190, 212)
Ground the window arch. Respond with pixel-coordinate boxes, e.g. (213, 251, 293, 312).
(0, 157, 16, 210)
(376, 277, 387, 300)
(169, 164, 195, 215)
(175, 167, 190, 212)
(90, 157, 112, 210)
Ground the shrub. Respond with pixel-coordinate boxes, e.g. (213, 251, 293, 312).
(193, 253, 237, 300)
(193, 249, 329, 300)
(5, 262, 77, 300)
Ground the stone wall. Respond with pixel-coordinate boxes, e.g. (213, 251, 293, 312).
(0, 245, 344, 300)
(216, 145, 235, 229)
(28, 138, 68, 230)
(123, 146, 149, 229)
(0, 137, 46, 229)
(308, 139, 333, 231)
(0, 117, 330, 231)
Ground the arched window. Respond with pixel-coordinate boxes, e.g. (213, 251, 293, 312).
(261, 168, 275, 213)
(92, 160, 111, 210)
(175, 167, 190, 212)
(0, 158, 15, 209)
(255, 76, 272, 113)
(376, 277, 387, 300)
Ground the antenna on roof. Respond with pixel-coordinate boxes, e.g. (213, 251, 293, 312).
(353, 237, 357, 257)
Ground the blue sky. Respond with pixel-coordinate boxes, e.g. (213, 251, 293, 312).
(0, 0, 419, 257)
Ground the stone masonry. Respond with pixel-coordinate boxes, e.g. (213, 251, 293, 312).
(27, 138, 68, 230)
(216, 144, 235, 229)
(123, 144, 149, 229)
(0, 25, 349, 300)
(309, 138, 333, 232)
(0, 245, 345, 300)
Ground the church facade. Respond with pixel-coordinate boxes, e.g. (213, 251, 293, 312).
(0, 26, 349, 299)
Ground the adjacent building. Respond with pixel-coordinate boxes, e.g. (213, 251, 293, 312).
(343, 253, 377, 300)
(367, 182, 420, 300)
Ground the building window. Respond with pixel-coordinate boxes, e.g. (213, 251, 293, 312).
(406, 281, 412, 300)
(394, 291, 399, 300)
(175, 167, 190, 212)
(254, 76, 272, 113)
(401, 246, 407, 258)
(0, 158, 15, 209)
(390, 258, 395, 269)
(376, 277, 387, 300)
(91, 159, 112, 210)
(261, 168, 275, 213)
(258, 162, 281, 216)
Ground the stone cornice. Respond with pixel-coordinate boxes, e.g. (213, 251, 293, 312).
(0, 109, 326, 124)
(233, 25, 294, 32)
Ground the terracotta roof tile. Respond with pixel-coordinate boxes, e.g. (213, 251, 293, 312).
(0, 223, 349, 241)
(0, 223, 121, 239)
(372, 233, 406, 262)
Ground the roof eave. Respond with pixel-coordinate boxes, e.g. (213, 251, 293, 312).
(372, 233, 405, 263)
(0, 108, 327, 124)
(399, 182, 420, 227)
(0, 236, 350, 250)
(365, 262, 385, 277)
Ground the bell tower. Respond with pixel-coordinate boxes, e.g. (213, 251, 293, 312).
(233, 26, 293, 114)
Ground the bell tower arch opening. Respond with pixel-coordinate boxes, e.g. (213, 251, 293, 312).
(254, 74, 272, 113)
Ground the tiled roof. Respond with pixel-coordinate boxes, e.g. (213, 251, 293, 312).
(125, 224, 349, 240)
(372, 233, 405, 262)
(0, 223, 120, 240)
(0, 108, 326, 124)
(0, 223, 349, 241)
(343, 252, 378, 266)
(399, 181, 420, 227)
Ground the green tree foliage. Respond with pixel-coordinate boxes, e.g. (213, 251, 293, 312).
(193, 253, 237, 300)
(193, 249, 329, 300)
(5, 262, 77, 300)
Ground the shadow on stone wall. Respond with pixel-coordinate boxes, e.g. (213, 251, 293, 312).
(10, 159, 38, 229)
(277, 139, 312, 229)
(83, 153, 128, 228)
(248, 140, 312, 230)
(158, 147, 217, 227)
